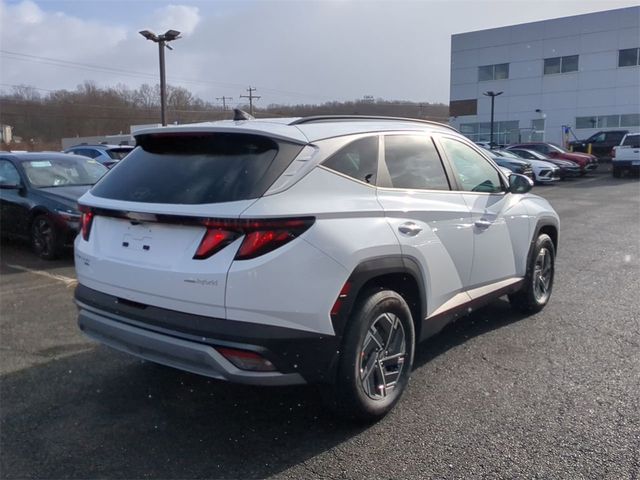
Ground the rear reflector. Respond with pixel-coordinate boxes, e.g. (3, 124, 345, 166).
(216, 347, 276, 372)
(330, 281, 352, 316)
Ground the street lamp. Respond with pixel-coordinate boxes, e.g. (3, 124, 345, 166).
(483, 90, 503, 148)
(139, 29, 181, 126)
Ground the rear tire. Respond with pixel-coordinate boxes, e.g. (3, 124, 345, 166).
(509, 234, 555, 313)
(612, 166, 622, 178)
(328, 289, 415, 422)
(31, 214, 63, 260)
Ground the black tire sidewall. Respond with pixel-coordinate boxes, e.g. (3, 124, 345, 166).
(337, 289, 415, 420)
(526, 234, 555, 308)
(31, 214, 60, 260)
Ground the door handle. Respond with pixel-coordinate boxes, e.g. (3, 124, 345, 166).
(474, 219, 492, 230)
(398, 222, 422, 236)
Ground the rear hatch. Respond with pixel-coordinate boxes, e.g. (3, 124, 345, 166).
(76, 131, 304, 318)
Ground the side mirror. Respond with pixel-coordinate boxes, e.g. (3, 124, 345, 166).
(509, 173, 533, 194)
(0, 182, 22, 190)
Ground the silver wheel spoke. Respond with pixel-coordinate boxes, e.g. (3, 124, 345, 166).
(533, 247, 552, 302)
(376, 361, 387, 397)
(359, 312, 407, 401)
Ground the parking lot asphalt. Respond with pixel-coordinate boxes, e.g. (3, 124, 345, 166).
(1, 170, 639, 479)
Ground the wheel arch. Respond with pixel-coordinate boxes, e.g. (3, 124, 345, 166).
(332, 255, 426, 342)
(533, 218, 559, 253)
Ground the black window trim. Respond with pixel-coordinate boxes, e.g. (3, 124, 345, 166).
(375, 132, 455, 193)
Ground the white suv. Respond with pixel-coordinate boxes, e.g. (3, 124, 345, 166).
(74, 114, 559, 420)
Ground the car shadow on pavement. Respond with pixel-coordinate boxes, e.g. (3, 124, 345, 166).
(0, 299, 529, 479)
(0, 237, 74, 274)
(413, 298, 528, 370)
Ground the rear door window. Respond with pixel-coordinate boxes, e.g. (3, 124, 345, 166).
(90, 133, 302, 204)
(623, 134, 640, 147)
(383, 135, 450, 190)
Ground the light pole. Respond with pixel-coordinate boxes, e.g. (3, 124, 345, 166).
(483, 90, 503, 148)
(139, 29, 181, 126)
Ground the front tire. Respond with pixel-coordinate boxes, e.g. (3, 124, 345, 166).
(330, 289, 415, 421)
(509, 233, 555, 313)
(31, 214, 63, 260)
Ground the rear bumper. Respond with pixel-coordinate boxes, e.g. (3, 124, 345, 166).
(613, 160, 640, 169)
(75, 284, 340, 385)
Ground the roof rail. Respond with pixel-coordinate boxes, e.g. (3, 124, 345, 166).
(289, 115, 457, 131)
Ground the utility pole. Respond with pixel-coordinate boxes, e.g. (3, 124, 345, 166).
(216, 96, 233, 111)
(240, 87, 261, 115)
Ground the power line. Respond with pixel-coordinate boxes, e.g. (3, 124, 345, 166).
(239, 87, 261, 116)
(0, 50, 332, 102)
(216, 96, 233, 111)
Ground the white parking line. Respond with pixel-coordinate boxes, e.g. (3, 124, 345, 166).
(5, 264, 77, 288)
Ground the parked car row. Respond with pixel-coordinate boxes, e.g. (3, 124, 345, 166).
(475, 141, 598, 184)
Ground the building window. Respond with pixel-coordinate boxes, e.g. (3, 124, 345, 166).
(449, 99, 478, 117)
(621, 114, 640, 127)
(544, 55, 579, 75)
(618, 48, 640, 67)
(478, 63, 509, 81)
(459, 121, 519, 145)
(597, 115, 620, 128)
(576, 116, 598, 129)
(575, 114, 640, 129)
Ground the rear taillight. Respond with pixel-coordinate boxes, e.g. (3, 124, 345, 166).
(193, 217, 314, 261)
(193, 229, 240, 260)
(79, 205, 94, 241)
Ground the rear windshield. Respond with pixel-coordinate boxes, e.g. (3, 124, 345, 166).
(622, 134, 639, 147)
(90, 132, 302, 204)
(106, 148, 134, 160)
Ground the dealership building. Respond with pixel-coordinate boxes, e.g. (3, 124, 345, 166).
(449, 6, 640, 146)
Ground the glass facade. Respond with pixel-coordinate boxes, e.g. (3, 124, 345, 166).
(459, 121, 520, 144)
(575, 114, 640, 129)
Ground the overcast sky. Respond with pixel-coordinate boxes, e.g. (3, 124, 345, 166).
(0, 0, 637, 107)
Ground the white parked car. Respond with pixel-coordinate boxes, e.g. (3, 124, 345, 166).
(491, 149, 560, 184)
(612, 133, 640, 177)
(525, 158, 561, 184)
(74, 113, 559, 420)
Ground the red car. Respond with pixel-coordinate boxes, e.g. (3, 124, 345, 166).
(508, 143, 598, 175)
